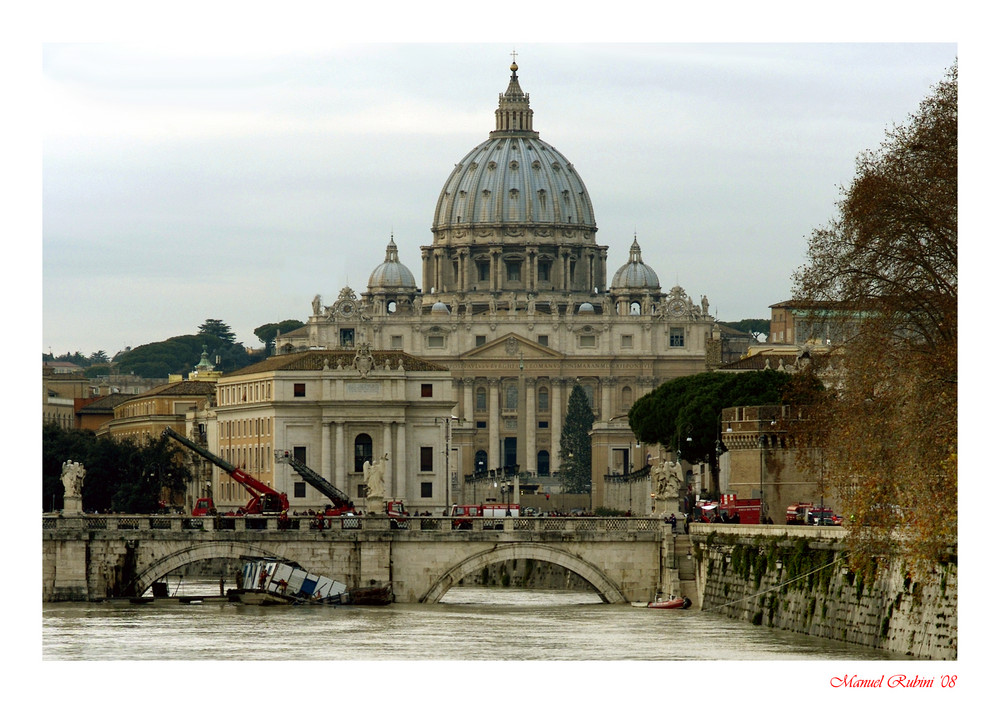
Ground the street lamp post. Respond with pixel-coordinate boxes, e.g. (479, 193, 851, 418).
(758, 433, 766, 524)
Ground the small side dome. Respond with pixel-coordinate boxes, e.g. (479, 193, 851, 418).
(431, 301, 450, 315)
(368, 236, 417, 290)
(611, 236, 661, 290)
(577, 302, 595, 314)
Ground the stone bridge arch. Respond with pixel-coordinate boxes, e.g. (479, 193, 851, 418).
(128, 541, 285, 596)
(419, 542, 627, 604)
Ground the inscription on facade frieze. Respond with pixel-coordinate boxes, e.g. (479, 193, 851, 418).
(346, 382, 381, 395)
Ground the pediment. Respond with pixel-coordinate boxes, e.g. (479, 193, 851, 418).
(459, 333, 564, 361)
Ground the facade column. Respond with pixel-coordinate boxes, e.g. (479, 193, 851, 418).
(527, 246, 537, 291)
(395, 421, 407, 503)
(488, 378, 501, 473)
(490, 247, 502, 291)
(335, 422, 346, 493)
(383, 423, 394, 500)
(421, 250, 432, 295)
(462, 377, 475, 422)
(601, 376, 615, 422)
(321, 421, 332, 485)
(525, 377, 537, 475)
(551, 378, 565, 466)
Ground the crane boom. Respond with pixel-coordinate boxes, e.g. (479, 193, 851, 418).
(162, 427, 288, 514)
(274, 450, 354, 512)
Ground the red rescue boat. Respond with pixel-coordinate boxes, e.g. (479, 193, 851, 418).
(646, 595, 691, 609)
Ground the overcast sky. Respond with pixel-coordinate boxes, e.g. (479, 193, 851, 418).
(41, 42, 956, 356)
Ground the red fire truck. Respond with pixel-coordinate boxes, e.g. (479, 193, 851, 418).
(450, 503, 520, 528)
(695, 495, 761, 523)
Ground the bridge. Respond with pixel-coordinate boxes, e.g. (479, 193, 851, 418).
(42, 514, 678, 604)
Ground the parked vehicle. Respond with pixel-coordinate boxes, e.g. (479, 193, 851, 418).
(450, 503, 519, 528)
(164, 427, 289, 515)
(274, 449, 355, 516)
(786, 503, 842, 526)
(695, 495, 760, 523)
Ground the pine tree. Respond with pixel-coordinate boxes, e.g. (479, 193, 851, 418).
(559, 384, 594, 494)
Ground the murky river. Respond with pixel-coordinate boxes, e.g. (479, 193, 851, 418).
(43, 581, 906, 662)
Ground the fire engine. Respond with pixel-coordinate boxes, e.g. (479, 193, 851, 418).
(786, 503, 842, 526)
(450, 503, 519, 528)
(694, 495, 761, 523)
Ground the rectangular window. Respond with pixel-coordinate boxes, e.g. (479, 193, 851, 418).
(669, 327, 685, 347)
(476, 421, 487, 429)
(293, 446, 307, 464)
(390, 335, 403, 349)
(477, 261, 490, 282)
(421, 383, 433, 398)
(293, 383, 306, 398)
(357, 485, 367, 499)
(538, 421, 549, 428)
(538, 261, 551, 282)
(506, 261, 521, 282)
(421, 482, 433, 498)
(621, 334, 633, 348)
(476, 335, 486, 347)
(427, 336, 445, 348)
(293, 482, 306, 498)
(340, 328, 355, 347)
(579, 335, 596, 348)
(537, 335, 548, 346)
(420, 446, 434, 471)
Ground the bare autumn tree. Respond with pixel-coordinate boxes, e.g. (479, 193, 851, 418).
(793, 62, 957, 574)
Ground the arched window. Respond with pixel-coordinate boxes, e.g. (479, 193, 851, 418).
(505, 384, 518, 410)
(537, 450, 550, 477)
(538, 386, 549, 412)
(630, 301, 641, 315)
(354, 433, 372, 472)
(621, 386, 633, 412)
(474, 450, 488, 476)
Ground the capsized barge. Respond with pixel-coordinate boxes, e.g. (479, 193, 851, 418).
(232, 557, 392, 606)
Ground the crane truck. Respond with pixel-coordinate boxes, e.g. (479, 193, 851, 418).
(273, 450, 356, 516)
(162, 427, 289, 516)
(273, 450, 408, 527)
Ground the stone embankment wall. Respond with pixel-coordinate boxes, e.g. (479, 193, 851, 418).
(691, 527, 957, 660)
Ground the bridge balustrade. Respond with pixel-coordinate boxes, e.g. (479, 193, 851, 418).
(43, 514, 662, 534)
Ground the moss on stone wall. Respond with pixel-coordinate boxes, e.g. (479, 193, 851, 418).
(694, 531, 957, 659)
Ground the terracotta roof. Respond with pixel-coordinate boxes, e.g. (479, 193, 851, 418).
(76, 393, 133, 413)
(223, 350, 449, 377)
(136, 380, 218, 398)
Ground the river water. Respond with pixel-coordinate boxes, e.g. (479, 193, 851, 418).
(43, 581, 906, 662)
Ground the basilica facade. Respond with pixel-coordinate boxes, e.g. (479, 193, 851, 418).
(273, 61, 723, 510)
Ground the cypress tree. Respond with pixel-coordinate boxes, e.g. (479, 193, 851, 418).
(559, 384, 594, 494)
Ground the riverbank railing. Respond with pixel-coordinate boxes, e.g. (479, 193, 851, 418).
(42, 513, 662, 534)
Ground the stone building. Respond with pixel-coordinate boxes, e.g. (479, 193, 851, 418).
(720, 404, 838, 522)
(101, 379, 217, 444)
(206, 347, 455, 514)
(276, 60, 723, 509)
(43, 368, 89, 429)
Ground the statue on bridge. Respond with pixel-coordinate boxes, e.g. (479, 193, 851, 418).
(651, 457, 683, 517)
(61, 460, 86, 514)
(364, 453, 388, 513)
